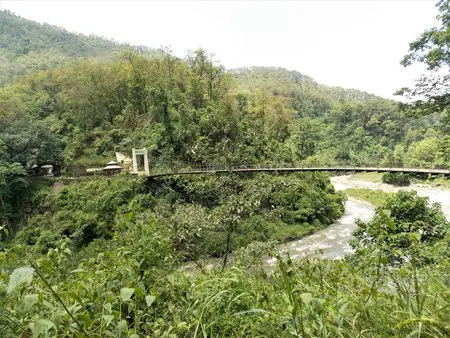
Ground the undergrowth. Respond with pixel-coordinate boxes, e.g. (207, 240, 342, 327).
(1, 176, 448, 337)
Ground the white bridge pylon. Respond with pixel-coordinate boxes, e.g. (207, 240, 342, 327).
(132, 148, 149, 176)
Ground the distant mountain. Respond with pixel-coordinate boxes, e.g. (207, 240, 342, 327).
(0, 10, 152, 86)
(232, 66, 378, 102)
(231, 66, 382, 119)
(1, 9, 379, 106)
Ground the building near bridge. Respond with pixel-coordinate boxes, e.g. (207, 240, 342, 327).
(40, 164, 54, 176)
(29, 164, 58, 176)
(102, 161, 122, 175)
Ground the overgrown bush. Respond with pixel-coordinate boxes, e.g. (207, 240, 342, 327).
(14, 172, 345, 260)
(155, 172, 345, 259)
(382, 172, 411, 186)
(2, 239, 449, 337)
(15, 174, 146, 249)
(351, 190, 449, 264)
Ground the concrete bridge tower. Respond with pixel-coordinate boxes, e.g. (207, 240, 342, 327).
(132, 148, 149, 176)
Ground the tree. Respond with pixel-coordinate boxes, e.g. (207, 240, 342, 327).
(123, 52, 149, 116)
(294, 118, 321, 160)
(405, 137, 440, 167)
(1, 121, 63, 168)
(0, 161, 29, 236)
(397, 0, 450, 123)
(186, 49, 229, 108)
(351, 190, 449, 264)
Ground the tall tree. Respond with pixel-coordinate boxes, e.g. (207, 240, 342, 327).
(397, 0, 450, 123)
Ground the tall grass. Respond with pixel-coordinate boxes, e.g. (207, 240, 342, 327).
(344, 188, 391, 206)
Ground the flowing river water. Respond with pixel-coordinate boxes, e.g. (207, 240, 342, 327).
(265, 175, 450, 268)
(181, 174, 450, 272)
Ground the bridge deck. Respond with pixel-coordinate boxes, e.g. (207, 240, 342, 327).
(147, 166, 450, 178)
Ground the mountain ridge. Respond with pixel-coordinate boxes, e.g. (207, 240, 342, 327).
(0, 10, 154, 86)
(2, 9, 386, 101)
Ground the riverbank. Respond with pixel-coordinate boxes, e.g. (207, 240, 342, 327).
(334, 175, 450, 219)
(264, 174, 450, 267)
(183, 174, 450, 271)
(349, 171, 450, 188)
(342, 188, 391, 206)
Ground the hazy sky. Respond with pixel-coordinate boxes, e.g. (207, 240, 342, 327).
(2, 1, 439, 99)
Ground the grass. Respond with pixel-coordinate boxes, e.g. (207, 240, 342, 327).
(412, 176, 450, 188)
(344, 188, 391, 207)
(348, 172, 382, 183)
(348, 172, 450, 188)
(269, 221, 318, 242)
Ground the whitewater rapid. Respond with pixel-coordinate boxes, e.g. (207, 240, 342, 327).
(264, 175, 450, 267)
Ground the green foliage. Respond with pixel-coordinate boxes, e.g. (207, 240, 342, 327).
(1, 42, 446, 171)
(405, 137, 438, 167)
(1, 120, 63, 168)
(397, 0, 450, 123)
(2, 238, 448, 337)
(351, 190, 449, 264)
(15, 173, 344, 261)
(344, 188, 391, 206)
(156, 173, 344, 260)
(16, 174, 145, 250)
(0, 161, 29, 237)
(382, 172, 412, 186)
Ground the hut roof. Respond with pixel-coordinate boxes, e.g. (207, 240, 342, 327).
(103, 164, 122, 171)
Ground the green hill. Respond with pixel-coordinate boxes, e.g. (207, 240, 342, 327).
(0, 10, 152, 86)
(0, 11, 447, 171)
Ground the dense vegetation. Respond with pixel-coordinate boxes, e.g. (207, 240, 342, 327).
(351, 191, 449, 265)
(12, 173, 344, 258)
(1, 1, 450, 337)
(1, 177, 448, 337)
(381, 172, 412, 186)
(0, 10, 150, 86)
(1, 10, 449, 174)
(1, 51, 449, 170)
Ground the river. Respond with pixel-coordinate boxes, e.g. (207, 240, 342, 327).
(181, 174, 450, 272)
(264, 175, 450, 268)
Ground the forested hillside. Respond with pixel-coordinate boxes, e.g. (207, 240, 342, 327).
(0, 10, 152, 86)
(1, 9, 448, 173)
(1, 49, 448, 171)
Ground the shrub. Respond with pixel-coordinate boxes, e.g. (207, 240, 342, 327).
(351, 190, 449, 264)
(382, 172, 411, 186)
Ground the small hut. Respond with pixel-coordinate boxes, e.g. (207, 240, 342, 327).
(40, 164, 54, 176)
(102, 160, 122, 175)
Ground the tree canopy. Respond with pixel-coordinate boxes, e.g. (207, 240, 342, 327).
(397, 0, 450, 124)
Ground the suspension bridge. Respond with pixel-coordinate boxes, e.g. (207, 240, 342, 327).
(121, 148, 450, 178)
(145, 163, 450, 178)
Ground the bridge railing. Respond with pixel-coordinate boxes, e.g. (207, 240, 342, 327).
(147, 161, 449, 177)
